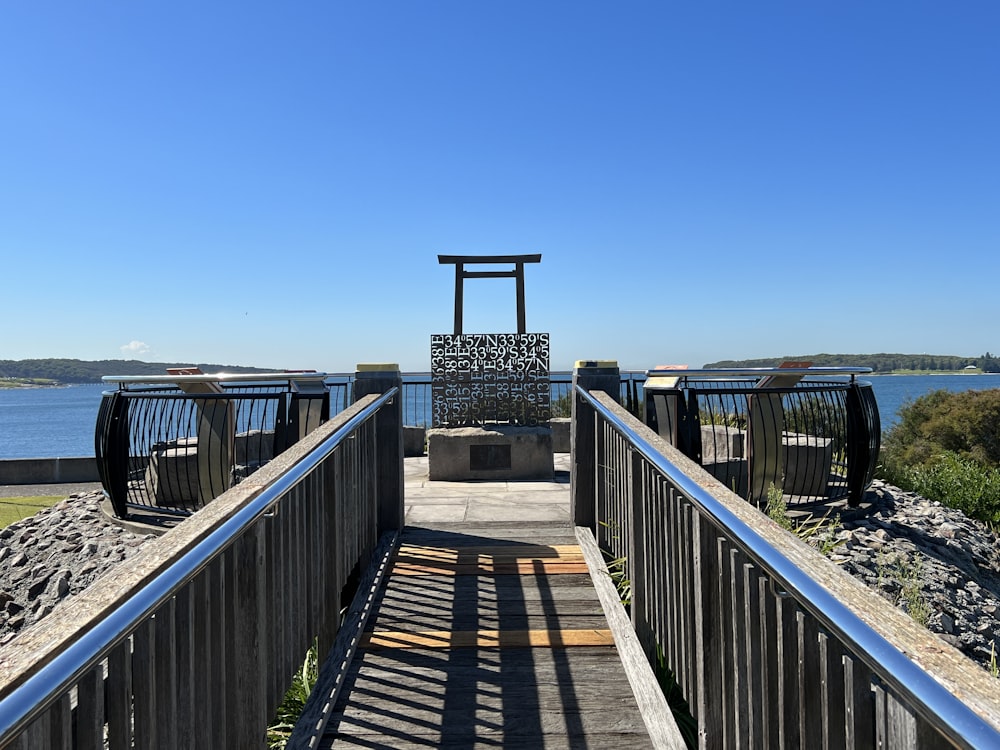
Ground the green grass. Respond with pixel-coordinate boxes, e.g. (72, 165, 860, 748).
(601, 538, 696, 748)
(876, 552, 931, 626)
(879, 452, 1000, 524)
(653, 644, 698, 749)
(0, 496, 63, 529)
(764, 483, 793, 530)
(765, 483, 844, 555)
(267, 641, 320, 748)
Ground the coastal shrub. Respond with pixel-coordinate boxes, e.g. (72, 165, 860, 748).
(551, 392, 572, 418)
(881, 388, 1000, 468)
(880, 451, 1000, 523)
(878, 388, 1000, 523)
(551, 390, 643, 420)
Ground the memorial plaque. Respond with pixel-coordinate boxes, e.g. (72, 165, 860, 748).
(469, 444, 512, 471)
(431, 332, 550, 427)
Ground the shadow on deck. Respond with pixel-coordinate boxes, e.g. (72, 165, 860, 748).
(318, 521, 653, 749)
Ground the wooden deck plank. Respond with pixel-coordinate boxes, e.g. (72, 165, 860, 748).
(390, 561, 592, 575)
(320, 523, 654, 749)
(361, 629, 616, 649)
(381, 571, 599, 594)
(398, 543, 583, 558)
(368, 612, 610, 634)
(325, 649, 653, 748)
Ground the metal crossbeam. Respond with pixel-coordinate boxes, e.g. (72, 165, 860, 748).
(438, 254, 541, 334)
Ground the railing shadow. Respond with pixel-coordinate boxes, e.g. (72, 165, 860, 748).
(320, 529, 607, 747)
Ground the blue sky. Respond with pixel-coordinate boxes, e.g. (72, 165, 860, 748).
(3, 2, 998, 373)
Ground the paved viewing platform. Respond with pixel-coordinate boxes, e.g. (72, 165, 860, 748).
(0, 454, 572, 517)
(404, 452, 571, 524)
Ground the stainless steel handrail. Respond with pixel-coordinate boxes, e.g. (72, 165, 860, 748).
(0, 387, 397, 744)
(577, 384, 998, 750)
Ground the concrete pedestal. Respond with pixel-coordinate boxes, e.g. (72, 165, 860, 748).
(783, 433, 833, 496)
(427, 425, 553, 481)
(550, 418, 571, 453)
(145, 439, 199, 506)
(403, 426, 427, 457)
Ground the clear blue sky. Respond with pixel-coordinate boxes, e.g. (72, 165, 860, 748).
(3, 2, 998, 373)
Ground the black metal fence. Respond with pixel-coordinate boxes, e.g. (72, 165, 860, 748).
(94, 370, 644, 519)
(96, 374, 329, 518)
(643, 368, 880, 506)
(326, 371, 646, 426)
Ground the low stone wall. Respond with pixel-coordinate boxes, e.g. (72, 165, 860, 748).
(0, 458, 99, 485)
(550, 418, 570, 453)
(403, 426, 426, 457)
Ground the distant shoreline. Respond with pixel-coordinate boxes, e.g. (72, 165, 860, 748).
(0, 381, 63, 390)
(868, 371, 988, 377)
(3, 370, 998, 389)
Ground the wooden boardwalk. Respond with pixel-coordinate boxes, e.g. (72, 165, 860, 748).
(319, 521, 655, 748)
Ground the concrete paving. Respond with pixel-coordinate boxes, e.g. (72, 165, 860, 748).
(404, 452, 571, 524)
(0, 454, 574, 523)
(0, 481, 103, 499)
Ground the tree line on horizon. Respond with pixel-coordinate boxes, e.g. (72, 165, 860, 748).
(0, 358, 274, 384)
(703, 353, 1000, 373)
(6, 353, 1000, 385)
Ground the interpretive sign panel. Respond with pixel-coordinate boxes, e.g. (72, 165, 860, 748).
(431, 333, 550, 427)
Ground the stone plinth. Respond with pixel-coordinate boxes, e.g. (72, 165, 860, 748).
(550, 418, 570, 453)
(699, 424, 833, 499)
(783, 433, 834, 496)
(700, 425, 746, 462)
(427, 425, 553, 481)
(144, 431, 276, 507)
(404, 426, 426, 457)
(145, 438, 199, 506)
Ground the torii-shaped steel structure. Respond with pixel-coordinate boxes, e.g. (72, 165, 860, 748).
(437, 254, 542, 334)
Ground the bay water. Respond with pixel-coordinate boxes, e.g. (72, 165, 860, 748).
(3, 374, 1000, 460)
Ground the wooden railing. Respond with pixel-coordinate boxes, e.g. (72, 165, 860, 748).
(572, 384, 1000, 749)
(0, 387, 402, 749)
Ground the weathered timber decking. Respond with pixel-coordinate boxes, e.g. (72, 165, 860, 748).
(320, 521, 655, 748)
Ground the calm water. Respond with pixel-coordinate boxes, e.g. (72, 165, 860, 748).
(3, 374, 1000, 459)
(0, 384, 108, 459)
(867, 374, 1000, 429)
